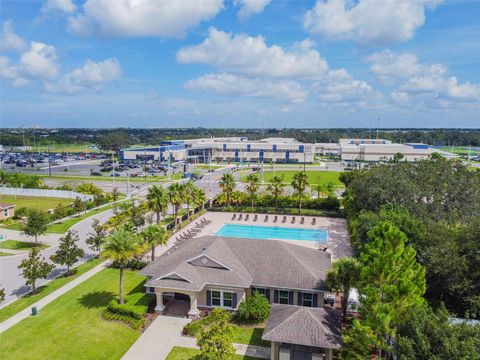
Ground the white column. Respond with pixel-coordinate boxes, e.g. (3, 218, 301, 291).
(188, 293, 199, 319)
(271, 341, 279, 360)
(155, 291, 165, 313)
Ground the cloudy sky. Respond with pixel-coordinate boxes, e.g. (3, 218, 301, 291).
(1, 0, 479, 128)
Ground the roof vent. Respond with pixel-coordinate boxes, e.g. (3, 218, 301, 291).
(201, 247, 207, 251)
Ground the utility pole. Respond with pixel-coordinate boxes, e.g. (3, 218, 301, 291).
(48, 144, 52, 176)
(112, 151, 116, 189)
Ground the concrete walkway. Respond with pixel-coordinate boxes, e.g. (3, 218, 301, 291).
(0, 259, 109, 333)
(121, 315, 270, 360)
(121, 315, 191, 360)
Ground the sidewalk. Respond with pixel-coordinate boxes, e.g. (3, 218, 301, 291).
(0, 259, 109, 333)
(121, 315, 270, 360)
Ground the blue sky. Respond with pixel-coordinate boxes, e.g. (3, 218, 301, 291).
(0, 0, 479, 128)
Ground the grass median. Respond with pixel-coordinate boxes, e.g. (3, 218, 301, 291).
(0, 240, 49, 250)
(45, 205, 113, 233)
(0, 267, 148, 360)
(0, 257, 103, 323)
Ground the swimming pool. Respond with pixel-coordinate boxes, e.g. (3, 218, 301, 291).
(216, 224, 328, 242)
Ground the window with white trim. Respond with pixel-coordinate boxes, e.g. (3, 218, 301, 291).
(211, 290, 221, 306)
(303, 292, 313, 307)
(3, 209, 8, 217)
(223, 292, 233, 307)
(279, 290, 289, 305)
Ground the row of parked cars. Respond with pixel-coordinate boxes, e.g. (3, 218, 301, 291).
(1, 152, 107, 168)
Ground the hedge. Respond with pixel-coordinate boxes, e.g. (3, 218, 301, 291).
(209, 206, 342, 217)
(101, 309, 144, 329)
(107, 300, 144, 320)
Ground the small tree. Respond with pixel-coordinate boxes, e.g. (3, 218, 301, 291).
(140, 225, 167, 261)
(244, 173, 260, 210)
(53, 203, 68, 220)
(102, 227, 145, 304)
(93, 193, 105, 209)
(236, 292, 271, 324)
(197, 308, 235, 360)
(267, 175, 285, 209)
(23, 209, 49, 244)
(51, 230, 85, 274)
(325, 257, 361, 321)
(86, 218, 107, 252)
(73, 197, 85, 216)
(291, 172, 309, 213)
(0, 287, 5, 303)
(18, 247, 54, 293)
(111, 187, 120, 213)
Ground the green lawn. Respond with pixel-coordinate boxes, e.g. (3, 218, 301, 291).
(0, 252, 13, 256)
(0, 240, 49, 250)
(437, 146, 479, 156)
(166, 347, 258, 360)
(243, 170, 342, 186)
(45, 204, 113, 233)
(0, 195, 72, 211)
(232, 325, 269, 347)
(0, 258, 104, 323)
(0, 267, 151, 360)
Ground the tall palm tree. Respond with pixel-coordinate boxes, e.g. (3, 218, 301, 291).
(167, 182, 186, 229)
(325, 182, 335, 196)
(291, 172, 309, 213)
(182, 181, 197, 220)
(244, 173, 260, 210)
(313, 183, 327, 198)
(267, 175, 285, 210)
(140, 225, 167, 261)
(192, 186, 207, 211)
(102, 227, 145, 304)
(219, 173, 236, 206)
(146, 185, 169, 224)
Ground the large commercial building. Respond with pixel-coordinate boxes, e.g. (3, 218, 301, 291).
(339, 139, 436, 162)
(120, 137, 315, 164)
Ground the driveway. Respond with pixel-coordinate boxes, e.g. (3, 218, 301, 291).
(121, 315, 191, 360)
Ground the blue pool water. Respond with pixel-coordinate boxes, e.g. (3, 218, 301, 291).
(216, 224, 328, 242)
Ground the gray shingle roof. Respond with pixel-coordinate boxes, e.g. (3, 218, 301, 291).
(140, 236, 331, 291)
(262, 304, 342, 349)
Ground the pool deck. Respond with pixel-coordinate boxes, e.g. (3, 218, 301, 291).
(160, 211, 352, 260)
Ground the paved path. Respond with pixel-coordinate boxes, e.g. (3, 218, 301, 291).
(0, 259, 109, 333)
(121, 315, 270, 360)
(121, 315, 191, 360)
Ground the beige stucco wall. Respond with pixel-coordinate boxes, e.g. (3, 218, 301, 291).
(0, 207, 14, 220)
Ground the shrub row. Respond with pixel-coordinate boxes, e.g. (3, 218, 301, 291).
(101, 309, 144, 330)
(107, 300, 144, 320)
(209, 206, 342, 217)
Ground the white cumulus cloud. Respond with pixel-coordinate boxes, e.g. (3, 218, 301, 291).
(234, 0, 272, 19)
(45, 58, 122, 94)
(366, 50, 422, 83)
(41, 0, 76, 14)
(185, 73, 307, 103)
(68, 0, 224, 38)
(0, 21, 28, 52)
(304, 0, 443, 46)
(20, 42, 59, 80)
(314, 69, 374, 103)
(177, 27, 329, 79)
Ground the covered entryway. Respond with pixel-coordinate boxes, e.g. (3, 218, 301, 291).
(163, 293, 190, 318)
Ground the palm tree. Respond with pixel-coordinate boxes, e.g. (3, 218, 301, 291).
(325, 182, 335, 196)
(167, 183, 186, 230)
(146, 185, 169, 224)
(313, 183, 327, 198)
(291, 172, 309, 213)
(192, 186, 207, 211)
(102, 227, 145, 304)
(219, 173, 235, 206)
(140, 225, 167, 261)
(267, 175, 285, 209)
(182, 181, 197, 220)
(244, 173, 260, 210)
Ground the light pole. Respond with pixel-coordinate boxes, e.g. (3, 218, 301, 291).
(112, 151, 116, 190)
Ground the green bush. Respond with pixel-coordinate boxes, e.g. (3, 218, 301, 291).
(235, 292, 271, 324)
(13, 207, 28, 219)
(107, 300, 144, 320)
(101, 309, 144, 329)
(183, 320, 203, 336)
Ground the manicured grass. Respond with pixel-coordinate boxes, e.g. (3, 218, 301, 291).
(0, 240, 49, 250)
(166, 347, 258, 360)
(0, 267, 151, 360)
(0, 252, 13, 256)
(0, 258, 104, 323)
(242, 170, 342, 186)
(437, 147, 479, 156)
(45, 205, 113, 233)
(0, 195, 72, 211)
(232, 324, 269, 347)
